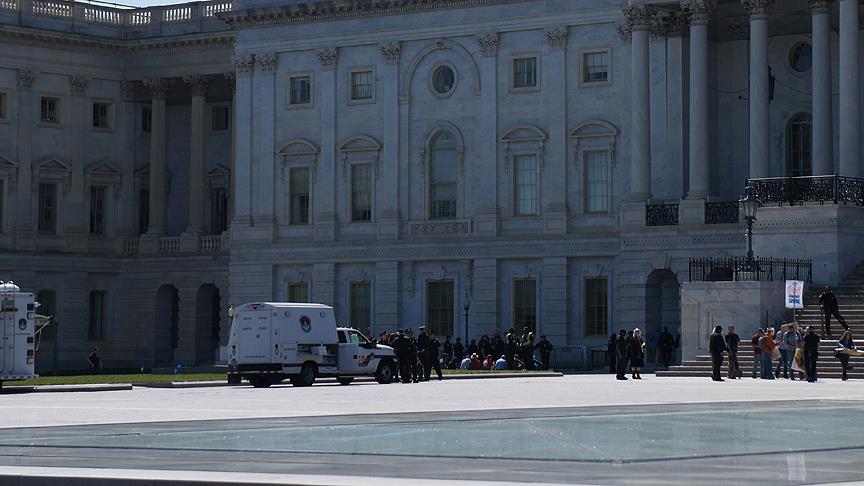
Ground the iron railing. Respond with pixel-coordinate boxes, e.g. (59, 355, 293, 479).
(549, 346, 587, 370)
(748, 175, 864, 207)
(705, 201, 740, 224)
(689, 257, 812, 283)
(646, 203, 679, 226)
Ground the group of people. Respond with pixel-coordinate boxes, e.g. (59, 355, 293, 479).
(607, 327, 680, 373)
(610, 328, 647, 380)
(374, 327, 554, 383)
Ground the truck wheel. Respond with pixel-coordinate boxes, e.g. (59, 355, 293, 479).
(248, 375, 272, 388)
(375, 360, 395, 384)
(336, 377, 354, 386)
(294, 364, 316, 387)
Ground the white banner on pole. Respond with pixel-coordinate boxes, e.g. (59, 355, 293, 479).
(785, 280, 805, 309)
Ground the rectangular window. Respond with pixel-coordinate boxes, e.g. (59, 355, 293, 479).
(37, 183, 56, 234)
(210, 187, 228, 234)
(36, 289, 57, 342)
(287, 283, 309, 303)
(349, 281, 372, 336)
(88, 290, 106, 340)
(138, 188, 149, 235)
(0, 92, 7, 120)
(351, 163, 372, 222)
(585, 278, 608, 337)
(89, 186, 106, 235)
(350, 70, 374, 101)
(211, 105, 230, 131)
(92, 102, 111, 129)
(40, 97, 60, 123)
(426, 280, 454, 338)
(514, 154, 538, 216)
(142, 106, 152, 133)
(289, 167, 310, 225)
(583, 51, 610, 83)
(585, 150, 610, 213)
(289, 75, 312, 105)
(513, 278, 537, 333)
(512, 57, 537, 89)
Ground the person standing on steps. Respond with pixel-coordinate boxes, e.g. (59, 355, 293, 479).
(835, 330, 856, 381)
(803, 325, 821, 382)
(709, 326, 726, 382)
(819, 286, 849, 337)
(725, 325, 741, 379)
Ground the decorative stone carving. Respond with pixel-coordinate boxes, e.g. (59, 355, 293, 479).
(409, 221, 471, 236)
(680, 0, 717, 25)
(379, 42, 401, 64)
(69, 75, 89, 96)
(232, 54, 255, 75)
(119, 80, 138, 100)
(740, 0, 774, 19)
(651, 11, 688, 38)
(183, 74, 210, 96)
(142, 77, 174, 100)
(16, 69, 37, 91)
(545, 26, 568, 50)
(318, 47, 338, 70)
(807, 0, 833, 13)
(621, 4, 654, 32)
(476, 32, 499, 57)
(256, 52, 277, 72)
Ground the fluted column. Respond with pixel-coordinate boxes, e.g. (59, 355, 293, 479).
(378, 42, 402, 239)
(14, 69, 37, 249)
(839, 0, 860, 177)
(623, 3, 653, 201)
(232, 55, 254, 226)
(742, 0, 773, 178)
(184, 75, 209, 233)
(143, 78, 172, 235)
(683, 1, 716, 198)
(810, 1, 834, 176)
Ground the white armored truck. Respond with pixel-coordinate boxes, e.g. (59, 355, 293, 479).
(0, 282, 39, 387)
(227, 302, 396, 388)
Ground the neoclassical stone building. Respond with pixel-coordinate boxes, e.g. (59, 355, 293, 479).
(0, 0, 859, 371)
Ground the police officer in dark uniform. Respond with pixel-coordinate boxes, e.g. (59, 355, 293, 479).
(392, 330, 411, 383)
(405, 328, 420, 383)
(535, 335, 553, 370)
(426, 331, 443, 380)
(416, 326, 429, 381)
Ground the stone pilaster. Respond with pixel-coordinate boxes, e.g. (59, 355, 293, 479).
(543, 26, 569, 234)
(541, 257, 568, 345)
(14, 70, 37, 250)
(312, 263, 336, 306)
(231, 54, 254, 230)
(252, 54, 277, 238)
(477, 33, 499, 236)
(472, 259, 499, 337)
(374, 261, 400, 335)
(316, 48, 338, 241)
(378, 43, 402, 239)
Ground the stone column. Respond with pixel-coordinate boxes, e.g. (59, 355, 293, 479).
(14, 69, 37, 250)
(225, 72, 236, 224)
(811, 1, 834, 176)
(742, 0, 773, 179)
(315, 47, 338, 242)
(378, 42, 402, 239)
(142, 78, 173, 235)
(838, 0, 860, 177)
(624, 4, 653, 200)
(183, 75, 209, 234)
(231, 55, 254, 227)
(118, 81, 139, 238)
(476, 33, 499, 236)
(683, 1, 716, 198)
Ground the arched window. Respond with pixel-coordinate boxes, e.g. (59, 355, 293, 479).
(786, 114, 812, 177)
(430, 131, 457, 219)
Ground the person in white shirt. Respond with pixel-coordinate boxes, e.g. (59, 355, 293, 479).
(460, 356, 471, 370)
(494, 355, 508, 370)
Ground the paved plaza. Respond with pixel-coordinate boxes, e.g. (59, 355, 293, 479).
(1, 375, 864, 485)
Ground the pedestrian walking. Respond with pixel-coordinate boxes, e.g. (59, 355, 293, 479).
(709, 326, 726, 381)
(835, 330, 856, 381)
(804, 325, 821, 382)
(535, 335, 553, 371)
(416, 326, 429, 381)
(725, 325, 741, 379)
(819, 286, 849, 336)
(751, 328, 764, 378)
(426, 331, 443, 380)
(629, 328, 645, 379)
(615, 329, 629, 380)
(760, 328, 780, 380)
(783, 323, 801, 380)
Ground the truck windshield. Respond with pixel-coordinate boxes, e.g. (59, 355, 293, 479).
(347, 331, 369, 345)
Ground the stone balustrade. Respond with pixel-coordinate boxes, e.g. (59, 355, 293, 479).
(121, 234, 226, 256)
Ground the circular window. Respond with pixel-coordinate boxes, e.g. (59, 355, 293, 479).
(431, 65, 456, 97)
(789, 42, 812, 73)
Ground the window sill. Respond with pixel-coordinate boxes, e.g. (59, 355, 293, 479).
(38, 122, 62, 129)
(90, 127, 114, 134)
(510, 86, 540, 94)
(286, 103, 314, 110)
(347, 98, 375, 106)
(580, 80, 611, 88)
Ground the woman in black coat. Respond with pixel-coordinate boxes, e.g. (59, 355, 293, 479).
(628, 328, 645, 379)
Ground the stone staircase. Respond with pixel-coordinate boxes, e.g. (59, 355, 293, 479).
(657, 264, 864, 379)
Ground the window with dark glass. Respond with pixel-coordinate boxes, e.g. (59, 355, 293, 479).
(432, 65, 455, 95)
(583, 51, 609, 83)
(513, 57, 537, 89)
(426, 280, 454, 338)
(513, 279, 537, 333)
(138, 187, 149, 235)
(142, 105, 152, 133)
(350, 281, 372, 336)
(210, 187, 228, 234)
(289, 167, 310, 225)
(351, 163, 372, 222)
(211, 105, 230, 131)
(787, 114, 812, 177)
(92, 102, 110, 129)
(789, 42, 812, 73)
(89, 186, 106, 235)
(37, 183, 56, 233)
(88, 290, 106, 340)
(0, 92, 7, 120)
(290, 76, 312, 105)
(40, 97, 59, 123)
(585, 150, 610, 213)
(430, 132, 457, 219)
(514, 154, 537, 216)
(585, 278, 608, 336)
(287, 283, 309, 303)
(351, 70, 374, 101)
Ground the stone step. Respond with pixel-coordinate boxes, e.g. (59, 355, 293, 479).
(656, 370, 863, 379)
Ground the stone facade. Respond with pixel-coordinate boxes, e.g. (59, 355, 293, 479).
(0, 0, 857, 371)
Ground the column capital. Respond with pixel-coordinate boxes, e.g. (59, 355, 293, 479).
(69, 74, 89, 97)
(379, 42, 401, 64)
(16, 69, 37, 91)
(183, 74, 210, 97)
(223, 71, 235, 88)
(232, 54, 255, 76)
(622, 4, 655, 32)
(256, 52, 277, 72)
(318, 47, 338, 70)
(475, 33, 499, 57)
(545, 26, 568, 51)
(680, 0, 717, 25)
(808, 0, 834, 14)
(119, 80, 139, 100)
(740, 0, 774, 20)
(651, 11, 688, 37)
(142, 77, 174, 100)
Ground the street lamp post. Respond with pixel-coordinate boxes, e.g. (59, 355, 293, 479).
(739, 183, 761, 277)
(463, 293, 471, 347)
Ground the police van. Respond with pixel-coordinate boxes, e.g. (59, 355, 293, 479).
(227, 302, 396, 388)
(0, 282, 40, 387)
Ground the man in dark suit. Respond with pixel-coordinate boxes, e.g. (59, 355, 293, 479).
(709, 326, 726, 382)
(819, 286, 848, 336)
(615, 329, 629, 380)
(803, 325, 821, 382)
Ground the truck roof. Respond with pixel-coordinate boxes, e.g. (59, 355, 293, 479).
(239, 302, 332, 309)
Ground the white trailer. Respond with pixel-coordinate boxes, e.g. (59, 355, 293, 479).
(0, 282, 38, 387)
(227, 302, 396, 388)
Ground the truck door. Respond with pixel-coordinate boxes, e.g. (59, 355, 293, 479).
(237, 310, 271, 362)
(338, 330, 375, 375)
(0, 293, 14, 374)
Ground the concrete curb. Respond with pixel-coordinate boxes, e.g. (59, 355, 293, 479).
(0, 383, 134, 394)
